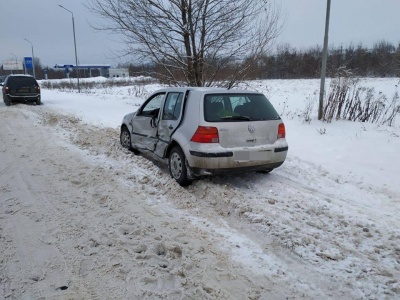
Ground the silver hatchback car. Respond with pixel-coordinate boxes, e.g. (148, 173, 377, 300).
(120, 87, 288, 186)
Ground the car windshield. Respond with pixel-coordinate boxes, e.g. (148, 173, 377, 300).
(204, 93, 281, 122)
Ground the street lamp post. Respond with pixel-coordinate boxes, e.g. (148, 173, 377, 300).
(58, 4, 80, 93)
(10, 52, 18, 74)
(24, 39, 36, 79)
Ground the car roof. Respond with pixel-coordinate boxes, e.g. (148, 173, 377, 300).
(153, 87, 262, 96)
(7, 74, 35, 78)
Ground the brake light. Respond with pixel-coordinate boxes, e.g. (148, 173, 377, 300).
(191, 126, 219, 143)
(277, 123, 286, 139)
(5, 86, 9, 92)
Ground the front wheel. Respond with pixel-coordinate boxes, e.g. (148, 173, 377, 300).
(120, 126, 139, 154)
(168, 146, 192, 186)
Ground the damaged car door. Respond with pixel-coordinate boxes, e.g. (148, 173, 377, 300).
(130, 92, 165, 151)
(154, 92, 184, 158)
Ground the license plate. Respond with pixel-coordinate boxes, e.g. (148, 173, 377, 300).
(234, 150, 271, 161)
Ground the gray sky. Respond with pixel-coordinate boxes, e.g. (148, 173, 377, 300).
(1, 0, 399, 68)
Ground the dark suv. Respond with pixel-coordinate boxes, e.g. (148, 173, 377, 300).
(1, 74, 41, 106)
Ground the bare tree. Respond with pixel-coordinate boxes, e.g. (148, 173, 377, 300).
(86, 0, 283, 87)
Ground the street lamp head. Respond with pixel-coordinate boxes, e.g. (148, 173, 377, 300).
(58, 4, 73, 15)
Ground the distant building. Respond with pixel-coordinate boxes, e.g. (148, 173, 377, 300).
(53, 65, 130, 78)
(54, 64, 111, 78)
(109, 68, 129, 78)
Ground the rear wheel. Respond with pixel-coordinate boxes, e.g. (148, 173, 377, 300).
(36, 98, 41, 105)
(257, 168, 273, 174)
(168, 146, 192, 186)
(4, 95, 11, 106)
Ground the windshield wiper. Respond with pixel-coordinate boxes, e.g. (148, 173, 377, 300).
(220, 115, 252, 121)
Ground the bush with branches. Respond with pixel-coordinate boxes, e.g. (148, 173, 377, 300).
(323, 77, 400, 126)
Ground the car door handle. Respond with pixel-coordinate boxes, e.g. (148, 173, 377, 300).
(168, 125, 173, 130)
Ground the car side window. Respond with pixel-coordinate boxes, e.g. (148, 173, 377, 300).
(162, 92, 184, 120)
(139, 93, 165, 116)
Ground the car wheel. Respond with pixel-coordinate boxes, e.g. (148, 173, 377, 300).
(36, 98, 41, 105)
(120, 126, 139, 154)
(257, 168, 273, 174)
(168, 146, 193, 186)
(4, 96, 11, 106)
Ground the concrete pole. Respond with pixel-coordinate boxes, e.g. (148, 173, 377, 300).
(59, 5, 81, 93)
(318, 0, 331, 120)
(10, 52, 17, 74)
(24, 39, 36, 79)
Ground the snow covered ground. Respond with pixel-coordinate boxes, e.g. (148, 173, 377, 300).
(1, 77, 399, 299)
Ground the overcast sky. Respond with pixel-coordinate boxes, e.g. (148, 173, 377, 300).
(1, 0, 399, 68)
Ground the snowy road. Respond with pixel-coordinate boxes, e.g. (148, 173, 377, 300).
(1, 90, 399, 299)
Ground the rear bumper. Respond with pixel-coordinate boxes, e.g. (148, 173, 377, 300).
(184, 140, 288, 176)
(191, 161, 285, 176)
(6, 93, 40, 102)
(189, 146, 288, 158)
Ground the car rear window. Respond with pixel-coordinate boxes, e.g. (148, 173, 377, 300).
(7, 77, 38, 87)
(204, 93, 280, 122)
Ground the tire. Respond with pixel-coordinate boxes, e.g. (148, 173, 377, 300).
(168, 146, 193, 186)
(4, 95, 11, 106)
(120, 126, 139, 154)
(36, 98, 41, 105)
(257, 168, 273, 174)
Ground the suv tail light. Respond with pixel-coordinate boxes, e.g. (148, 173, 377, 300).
(277, 123, 286, 139)
(191, 126, 219, 143)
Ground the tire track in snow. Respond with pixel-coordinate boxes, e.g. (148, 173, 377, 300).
(5, 104, 399, 298)
(2, 105, 299, 300)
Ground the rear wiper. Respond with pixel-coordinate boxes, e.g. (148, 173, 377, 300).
(220, 115, 252, 121)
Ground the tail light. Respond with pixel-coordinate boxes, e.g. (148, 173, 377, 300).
(5, 86, 9, 93)
(277, 123, 286, 139)
(191, 126, 219, 143)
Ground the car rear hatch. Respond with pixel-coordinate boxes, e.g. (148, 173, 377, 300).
(203, 93, 283, 148)
(8, 77, 39, 96)
(13, 86, 38, 95)
(216, 120, 282, 148)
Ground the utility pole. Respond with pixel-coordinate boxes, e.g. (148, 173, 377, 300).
(10, 53, 17, 74)
(59, 4, 81, 93)
(318, 0, 331, 120)
(24, 39, 36, 79)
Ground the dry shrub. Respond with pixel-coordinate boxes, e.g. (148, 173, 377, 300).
(323, 77, 399, 126)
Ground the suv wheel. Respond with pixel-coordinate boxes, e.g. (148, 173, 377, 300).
(4, 96, 11, 106)
(120, 126, 139, 154)
(168, 146, 192, 186)
(36, 98, 41, 105)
